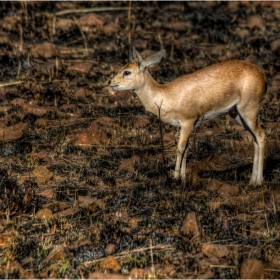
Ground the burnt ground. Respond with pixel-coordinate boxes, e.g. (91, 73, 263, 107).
(0, 1, 280, 279)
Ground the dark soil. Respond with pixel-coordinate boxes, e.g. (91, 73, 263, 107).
(0, 1, 280, 279)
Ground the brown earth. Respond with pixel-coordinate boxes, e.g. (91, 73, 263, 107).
(0, 1, 280, 279)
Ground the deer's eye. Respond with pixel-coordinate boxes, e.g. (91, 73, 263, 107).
(123, 70, 131, 77)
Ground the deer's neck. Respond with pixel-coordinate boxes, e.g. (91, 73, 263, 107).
(135, 71, 164, 116)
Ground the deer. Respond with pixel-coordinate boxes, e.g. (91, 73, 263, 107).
(109, 48, 266, 186)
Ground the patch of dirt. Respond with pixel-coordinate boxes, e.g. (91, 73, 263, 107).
(0, 1, 280, 279)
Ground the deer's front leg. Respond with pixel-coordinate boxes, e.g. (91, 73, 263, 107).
(174, 120, 195, 181)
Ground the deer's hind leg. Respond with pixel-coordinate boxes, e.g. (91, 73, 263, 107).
(235, 106, 265, 186)
(174, 120, 196, 181)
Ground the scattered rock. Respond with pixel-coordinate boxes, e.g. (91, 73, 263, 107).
(202, 243, 229, 258)
(240, 258, 264, 279)
(32, 166, 53, 184)
(118, 155, 140, 173)
(108, 91, 131, 102)
(0, 231, 18, 247)
(105, 244, 116, 256)
(209, 201, 222, 210)
(130, 268, 146, 279)
(38, 189, 55, 199)
(134, 117, 151, 128)
(102, 22, 119, 36)
(89, 272, 127, 279)
(36, 208, 53, 219)
(75, 88, 91, 98)
(218, 182, 239, 197)
(181, 212, 200, 238)
(128, 218, 139, 229)
(101, 256, 121, 272)
(79, 13, 106, 27)
(0, 127, 23, 142)
(271, 254, 280, 266)
(41, 245, 69, 266)
(247, 15, 265, 30)
(53, 206, 80, 217)
(271, 39, 280, 52)
(31, 42, 59, 58)
(35, 118, 47, 128)
(206, 178, 223, 191)
(240, 130, 254, 143)
(76, 121, 109, 145)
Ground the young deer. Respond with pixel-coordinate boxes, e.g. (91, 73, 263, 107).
(109, 48, 266, 185)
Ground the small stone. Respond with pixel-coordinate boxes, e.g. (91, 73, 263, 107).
(38, 189, 55, 199)
(0, 231, 18, 247)
(89, 272, 127, 279)
(32, 166, 53, 184)
(105, 244, 116, 256)
(240, 130, 254, 143)
(101, 256, 121, 272)
(240, 258, 264, 279)
(218, 182, 239, 197)
(271, 254, 280, 266)
(181, 212, 199, 238)
(36, 208, 53, 219)
(247, 15, 265, 30)
(35, 118, 47, 128)
(75, 88, 91, 98)
(54, 206, 80, 217)
(118, 155, 140, 173)
(202, 243, 229, 258)
(209, 201, 222, 210)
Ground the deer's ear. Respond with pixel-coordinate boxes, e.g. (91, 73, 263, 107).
(132, 47, 143, 65)
(138, 49, 166, 71)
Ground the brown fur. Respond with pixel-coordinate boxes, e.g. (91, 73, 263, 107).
(109, 49, 266, 185)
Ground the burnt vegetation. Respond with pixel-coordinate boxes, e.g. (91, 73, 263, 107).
(0, 1, 280, 279)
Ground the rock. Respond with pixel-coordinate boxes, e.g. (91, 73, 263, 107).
(0, 231, 18, 247)
(206, 178, 223, 191)
(89, 272, 127, 279)
(128, 219, 139, 229)
(209, 201, 222, 210)
(79, 13, 106, 27)
(240, 131, 254, 143)
(102, 22, 119, 36)
(75, 88, 91, 98)
(240, 258, 264, 279)
(76, 121, 109, 145)
(101, 256, 121, 272)
(32, 166, 53, 184)
(134, 117, 151, 128)
(53, 206, 80, 217)
(0, 128, 23, 143)
(270, 38, 280, 52)
(118, 155, 140, 173)
(31, 42, 59, 58)
(105, 244, 116, 256)
(247, 15, 265, 30)
(78, 196, 95, 208)
(181, 212, 200, 238)
(35, 118, 47, 128)
(36, 208, 53, 219)
(271, 254, 280, 266)
(129, 268, 148, 279)
(218, 182, 239, 197)
(41, 245, 69, 266)
(38, 189, 55, 199)
(202, 243, 229, 258)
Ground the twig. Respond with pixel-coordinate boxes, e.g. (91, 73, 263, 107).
(155, 100, 169, 183)
(73, 16, 88, 54)
(82, 244, 174, 268)
(55, 7, 130, 16)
